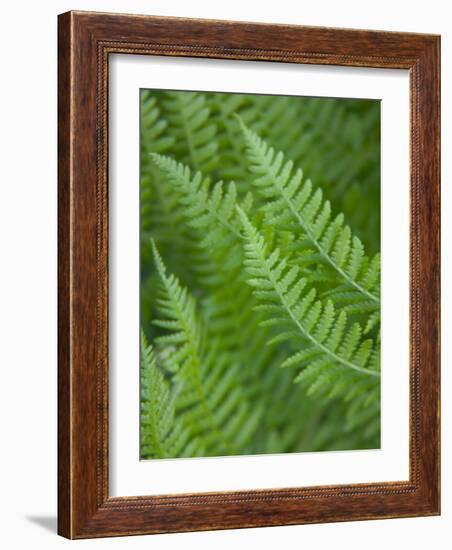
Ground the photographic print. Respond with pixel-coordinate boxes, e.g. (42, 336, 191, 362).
(139, 90, 381, 460)
(58, 12, 440, 537)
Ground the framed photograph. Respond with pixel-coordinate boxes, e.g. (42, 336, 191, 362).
(58, 11, 440, 538)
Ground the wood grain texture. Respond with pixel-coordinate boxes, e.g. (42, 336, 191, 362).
(57, 10, 440, 539)
(57, 10, 72, 538)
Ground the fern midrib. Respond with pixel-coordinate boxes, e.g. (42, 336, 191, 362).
(147, 171, 189, 249)
(175, 95, 200, 171)
(143, 396, 166, 458)
(153, 155, 243, 241)
(204, 192, 242, 240)
(246, 227, 380, 378)
(265, 158, 380, 306)
(217, 99, 249, 181)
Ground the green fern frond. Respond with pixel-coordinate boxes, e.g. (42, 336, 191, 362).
(238, 120, 380, 316)
(237, 208, 380, 390)
(149, 156, 305, 453)
(140, 92, 180, 245)
(152, 240, 203, 373)
(206, 92, 253, 188)
(151, 242, 262, 456)
(254, 96, 380, 253)
(141, 91, 176, 155)
(140, 91, 200, 334)
(151, 153, 253, 267)
(140, 331, 205, 459)
(246, 95, 307, 161)
(141, 90, 381, 456)
(140, 90, 199, 277)
(160, 91, 218, 173)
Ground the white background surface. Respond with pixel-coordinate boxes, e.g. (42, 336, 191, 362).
(0, 0, 449, 548)
(110, 56, 409, 496)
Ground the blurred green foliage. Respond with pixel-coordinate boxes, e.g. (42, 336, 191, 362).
(140, 90, 381, 459)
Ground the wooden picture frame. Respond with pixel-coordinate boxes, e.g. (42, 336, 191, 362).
(58, 10, 440, 539)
